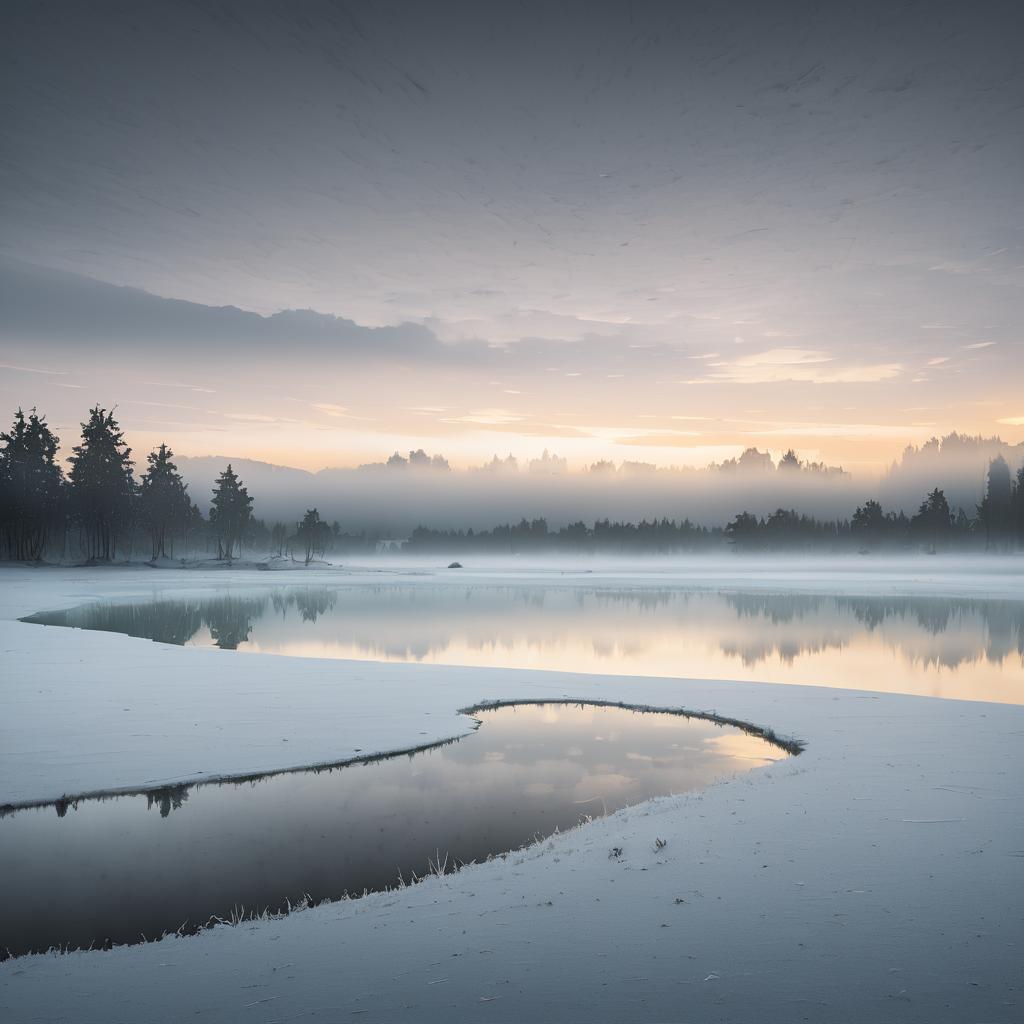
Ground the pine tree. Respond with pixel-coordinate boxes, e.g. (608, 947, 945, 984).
(295, 508, 330, 564)
(0, 407, 66, 560)
(851, 499, 885, 547)
(1012, 466, 1024, 549)
(910, 488, 952, 551)
(976, 455, 1013, 549)
(68, 406, 135, 561)
(139, 444, 192, 560)
(778, 449, 801, 472)
(209, 464, 253, 560)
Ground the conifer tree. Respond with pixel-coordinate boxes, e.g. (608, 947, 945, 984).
(295, 507, 330, 564)
(910, 487, 952, 550)
(139, 444, 192, 560)
(68, 406, 135, 561)
(0, 407, 66, 560)
(1011, 465, 1024, 548)
(778, 449, 801, 472)
(976, 455, 1013, 549)
(209, 464, 253, 560)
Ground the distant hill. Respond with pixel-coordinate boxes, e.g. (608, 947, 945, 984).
(176, 456, 317, 515)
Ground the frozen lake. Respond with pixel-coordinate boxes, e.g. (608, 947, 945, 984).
(24, 583, 1024, 703)
(0, 702, 785, 957)
(2, 565, 1023, 1021)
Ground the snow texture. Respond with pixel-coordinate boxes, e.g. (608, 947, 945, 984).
(1, 562, 1023, 1022)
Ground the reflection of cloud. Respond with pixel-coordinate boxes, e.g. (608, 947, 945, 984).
(525, 782, 556, 796)
(704, 734, 779, 764)
(43, 588, 1024, 703)
(572, 773, 636, 799)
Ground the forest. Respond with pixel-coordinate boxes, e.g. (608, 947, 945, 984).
(2, 405, 1023, 563)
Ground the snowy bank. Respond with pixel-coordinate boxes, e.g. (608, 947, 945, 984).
(0, 563, 1022, 1022)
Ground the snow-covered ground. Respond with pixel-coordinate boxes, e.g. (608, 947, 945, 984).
(1, 561, 1023, 1022)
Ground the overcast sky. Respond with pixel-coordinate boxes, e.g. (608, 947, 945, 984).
(1, 0, 1021, 472)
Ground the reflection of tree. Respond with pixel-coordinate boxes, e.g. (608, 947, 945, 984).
(204, 598, 257, 649)
(728, 593, 817, 625)
(721, 593, 1024, 669)
(27, 587, 1024, 675)
(293, 587, 337, 623)
(30, 589, 347, 651)
(32, 599, 210, 645)
(146, 784, 189, 818)
(592, 590, 677, 612)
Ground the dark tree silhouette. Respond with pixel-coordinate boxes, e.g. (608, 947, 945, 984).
(778, 449, 801, 472)
(977, 455, 1013, 549)
(1013, 466, 1024, 548)
(0, 407, 65, 560)
(910, 488, 953, 550)
(68, 406, 135, 561)
(147, 784, 190, 818)
(851, 499, 886, 547)
(209, 464, 253, 560)
(295, 508, 331, 564)
(724, 511, 761, 549)
(139, 444, 192, 560)
(204, 596, 256, 648)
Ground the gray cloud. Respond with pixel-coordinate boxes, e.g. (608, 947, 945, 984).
(2, 0, 1021, 469)
(2, 0, 1021, 352)
(0, 257, 463, 361)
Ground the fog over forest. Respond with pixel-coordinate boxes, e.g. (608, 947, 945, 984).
(174, 433, 1023, 534)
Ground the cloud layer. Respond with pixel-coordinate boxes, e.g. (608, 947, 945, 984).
(1, 1, 1021, 468)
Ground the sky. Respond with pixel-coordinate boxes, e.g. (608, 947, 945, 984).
(1, 0, 1022, 473)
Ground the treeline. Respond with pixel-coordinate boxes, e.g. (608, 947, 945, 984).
(406, 517, 721, 554)
(4, 404, 1023, 562)
(0, 406, 376, 563)
(406, 461, 1024, 554)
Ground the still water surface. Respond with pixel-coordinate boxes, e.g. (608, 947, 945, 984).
(0, 703, 783, 957)
(24, 584, 1024, 702)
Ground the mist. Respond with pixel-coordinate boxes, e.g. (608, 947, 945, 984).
(175, 433, 1023, 536)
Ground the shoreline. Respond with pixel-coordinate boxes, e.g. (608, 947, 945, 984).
(1, 564, 1022, 1022)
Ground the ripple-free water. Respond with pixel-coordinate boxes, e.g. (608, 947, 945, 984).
(0, 703, 786, 957)
(23, 584, 1024, 702)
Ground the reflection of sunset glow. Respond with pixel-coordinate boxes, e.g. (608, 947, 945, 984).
(0, 701, 781, 956)
(36, 588, 1024, 704)
(704, 733, 782, 766)
(236, 589, 1024, 704)
(250, 633, 1024, 702)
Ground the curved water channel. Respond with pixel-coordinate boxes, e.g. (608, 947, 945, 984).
(0, 701, 791, 958)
